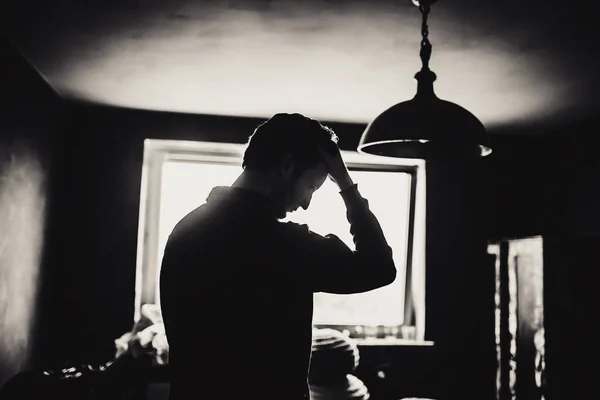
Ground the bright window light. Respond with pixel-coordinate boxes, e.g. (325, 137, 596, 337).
(282, 170, 410, 326)
(155, 162, 242, 306)
(155, 161, 411, 328)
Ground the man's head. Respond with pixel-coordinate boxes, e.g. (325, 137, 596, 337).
(242, 113, 339, 217)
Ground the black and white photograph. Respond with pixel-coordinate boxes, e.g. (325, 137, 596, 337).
(0, 1, 597, 399)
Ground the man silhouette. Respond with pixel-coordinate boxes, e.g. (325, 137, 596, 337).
(160, 113, 396, 400)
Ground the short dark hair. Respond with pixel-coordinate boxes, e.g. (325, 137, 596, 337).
(242, 113, 339, 174)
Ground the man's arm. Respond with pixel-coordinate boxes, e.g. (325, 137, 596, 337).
(282, 182, 396, 294)
(282, 145, 396, 293)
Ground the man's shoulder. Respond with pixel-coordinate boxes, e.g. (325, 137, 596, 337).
(279, 220, 307, 228)
(276, 221, 334, 243)
(275, 221, 339, 249)
(277, 221, 311, 235)
(168, 204, 210, 240)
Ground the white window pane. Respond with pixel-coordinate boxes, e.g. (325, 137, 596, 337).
(156, 162, 242, 305)
(282, 171, 410, 326)
(156, 162, 410, 327)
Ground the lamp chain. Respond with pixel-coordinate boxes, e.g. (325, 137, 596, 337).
(419, 4, 432, 71)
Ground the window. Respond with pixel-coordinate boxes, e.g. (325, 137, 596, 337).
(135, 139, 427, 344)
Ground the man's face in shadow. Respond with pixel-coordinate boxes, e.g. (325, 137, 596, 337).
(271, 156, 328, 219)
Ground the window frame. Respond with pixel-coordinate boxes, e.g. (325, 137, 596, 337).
(135, 139, 427, 343)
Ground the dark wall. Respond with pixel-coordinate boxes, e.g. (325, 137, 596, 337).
(489, 124, 600, 400)
(56, 103, 598, 399)
(0, 40, 70, 386)
(488, 131, 590, 240)
(544, 237, 598, 400)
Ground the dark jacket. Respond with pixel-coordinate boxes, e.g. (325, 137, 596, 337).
(159, 184, 396, 400)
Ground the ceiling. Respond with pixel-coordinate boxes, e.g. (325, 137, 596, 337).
(2, 0, 599, 132)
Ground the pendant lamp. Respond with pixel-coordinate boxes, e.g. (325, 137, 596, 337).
(357, 0, 492, 159)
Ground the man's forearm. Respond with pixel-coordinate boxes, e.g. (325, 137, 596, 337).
(335, 172, 355, 192)
(339, 183, 396, 285)
(340, 184, 392, 252)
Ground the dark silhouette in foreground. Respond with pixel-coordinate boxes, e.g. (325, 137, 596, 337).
(160, 113, 396, 400)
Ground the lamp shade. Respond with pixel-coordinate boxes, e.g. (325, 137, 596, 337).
(358, 71, 492, 159)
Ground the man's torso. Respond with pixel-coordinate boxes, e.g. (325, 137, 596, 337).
(160, 187, 314, 399)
